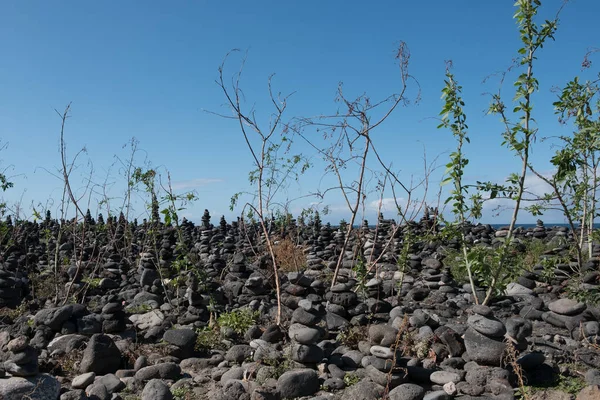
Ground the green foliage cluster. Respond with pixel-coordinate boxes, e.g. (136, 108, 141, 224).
(520, 365, 587, 398)
(171, 386, 194, 400)
(194, 326, 223, 353)
(82, 277, 102, 288)
(435, 0, 600, 305)
(343, 373, 361, 386)
(260, 353, 295, 381)
(194, 308, 259, 353)
(217, 308, 260, 335)
(336, 325, 369, 348)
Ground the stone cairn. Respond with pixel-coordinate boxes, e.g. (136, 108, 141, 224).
(3, 335, 38, 377)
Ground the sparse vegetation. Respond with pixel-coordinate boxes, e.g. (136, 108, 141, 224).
(217, 308, 259, 335)
(0, 2, 598, 400)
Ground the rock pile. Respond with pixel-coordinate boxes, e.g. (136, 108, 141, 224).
(0, 215, 598, 399)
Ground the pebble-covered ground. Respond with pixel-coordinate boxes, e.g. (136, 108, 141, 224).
(1, 210, 600, 400)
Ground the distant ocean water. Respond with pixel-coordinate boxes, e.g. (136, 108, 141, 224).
(488, 223, 600, 229)
(355, 223, 600, 229)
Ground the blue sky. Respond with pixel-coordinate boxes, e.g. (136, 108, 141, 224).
(0, 0, 598, 224)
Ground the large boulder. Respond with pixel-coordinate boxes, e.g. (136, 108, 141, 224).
(276, 369, 319, 398)
(0, 374, 60, 400)
(79, 334, 121, 374)
(141, 379, 173, 400)
(463, 327, 506, 366)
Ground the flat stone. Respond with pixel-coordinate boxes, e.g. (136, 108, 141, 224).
(387, 383, 425, 400)
(288, 323, 323, 345)
(370, 345, 395, 359)
(134, 362, 181, 382)
(467, 315, 506, 338)
(72, 372, 96, 389)
(0, 374, 60, 400)
(95, 373, 125, 394)
(548, 298, 586, 316)
(162, 329, 196, 348)
(276, 369, 319, 399)
(505, 282, 534, 296)
(430, 371, 461, 385)
(471, 305, 493, 317)
(128, 310, 164, 330)
(423, 390, 451, 400)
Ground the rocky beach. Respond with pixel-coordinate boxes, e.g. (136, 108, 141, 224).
(0, 211, 599, 400)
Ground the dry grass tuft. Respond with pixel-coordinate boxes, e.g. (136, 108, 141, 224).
(273, 238, 306, 272)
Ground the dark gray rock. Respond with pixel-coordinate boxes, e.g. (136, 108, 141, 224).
(548, 298, 586, 316)
(387, 383, 426, 400)
(276, 369, 319, 398)
(291, 343, 323, 364)
(135, 362, 181, 382)
(85, 383, 110, 400)
(463, 328, 505, 366)
(141, 379, 173, 400)
(225, 345, 253, 364)
(95, 373, 125, 394)
(467, 315, 506, 338)
(342, 379, 385, 400)
(163, 328, 197, 348)
(34, 306, 73, 331)
(288, 323, 323, 345)
(0, 374, 60, 400)
(79, 334, 121, 374)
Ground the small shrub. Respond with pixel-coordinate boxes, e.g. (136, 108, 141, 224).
(30, 272, 58, 300)
(82, 277, 102, 288)
(519, 239, 548, 271)
(336, 326, 368, 348)
(51, 348, 83, 377)
(519, 363, 587, 398)
(261, 353, 294, 380)
(217, 308, 259, 335)
(0, 302, 28, 322)
(194, 326, 223, 353)
(344, 373, 360, 386)
(125, 304, 153, 314)
(171, 386, 194, 400)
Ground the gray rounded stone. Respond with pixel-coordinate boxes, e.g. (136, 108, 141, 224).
(276, 369, 319, 398)
(162, 329, 197, 348)
(291, 343, 324, 364)
(71, 372, 96, 389)
(467, 315, 506, 338)
(370, 345, 394, 359)
(0, 374, 60, 400)
(85, 383, 110, 400)
(141, 379, 173, 400)
(387, 383, 425, 400)
(430, 371, 461, 385)
(288, 323, 323, 345)
(548, 298, 586, 316)
(464, 327, 506, 365)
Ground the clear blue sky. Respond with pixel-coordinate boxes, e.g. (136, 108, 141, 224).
(0, 0, 598, 224)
